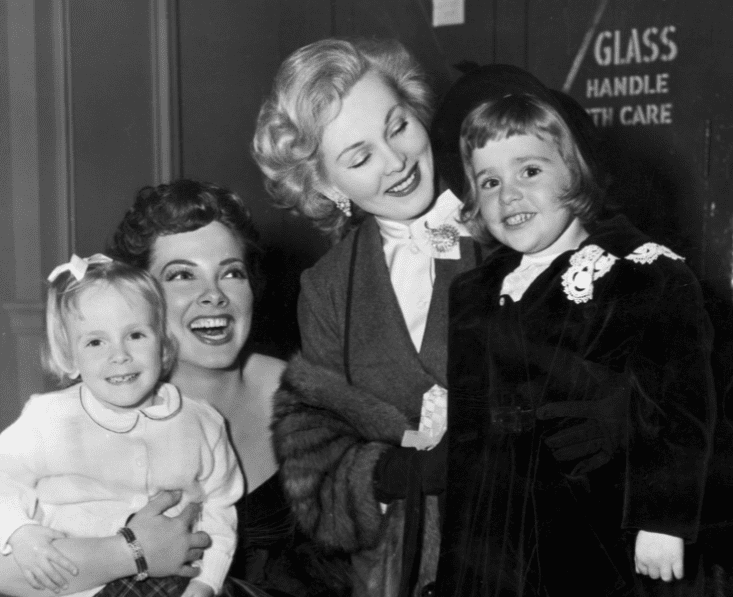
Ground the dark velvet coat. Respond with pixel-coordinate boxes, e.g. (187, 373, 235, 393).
(272, 216, 481, 597)
(437, 216, 716, 596)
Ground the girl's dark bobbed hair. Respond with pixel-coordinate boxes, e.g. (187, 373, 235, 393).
(431, 63, 611, 206)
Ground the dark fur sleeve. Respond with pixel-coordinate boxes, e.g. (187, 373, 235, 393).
(622, 259, 715, 541)
(272, 354, 411, 553)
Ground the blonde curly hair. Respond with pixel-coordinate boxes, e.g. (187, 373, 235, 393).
(252, 38, 433, 241)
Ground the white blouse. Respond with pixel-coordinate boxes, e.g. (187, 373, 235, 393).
(375, 189, 469, 350)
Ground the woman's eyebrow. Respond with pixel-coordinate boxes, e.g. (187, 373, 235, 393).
(384, 104, 400, 125)
(336, 105, 402, 162)
(161, 259, 196, 270)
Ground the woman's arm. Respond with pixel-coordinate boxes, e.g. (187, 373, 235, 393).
(278, 262, 436, 552)
(0, 491, 211, 597)
(273, 354, 409, 552)
(296, 266, 346, 373)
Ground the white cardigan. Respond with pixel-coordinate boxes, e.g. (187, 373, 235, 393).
(0, 382, 243, 596)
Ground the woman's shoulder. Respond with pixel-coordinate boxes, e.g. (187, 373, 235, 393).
(246, 352, 287, 375)
(243, 352, 287, 398)
(302, 217, 376, 286)
(173, 385, 228, 429)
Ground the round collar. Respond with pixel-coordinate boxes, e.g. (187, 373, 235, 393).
(79, 382, 182, 433)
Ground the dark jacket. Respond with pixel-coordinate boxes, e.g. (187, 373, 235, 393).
(437, 215, 716, 596)
(272, 215, 481, 597)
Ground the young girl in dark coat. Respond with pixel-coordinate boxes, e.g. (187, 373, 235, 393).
(434, 65, 716, 596)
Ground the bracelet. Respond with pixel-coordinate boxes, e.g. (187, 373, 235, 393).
(117, 526, 149, 582)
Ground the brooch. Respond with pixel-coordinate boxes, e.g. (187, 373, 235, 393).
(561, 244, 618, 304)
(424, 222, 460, 253)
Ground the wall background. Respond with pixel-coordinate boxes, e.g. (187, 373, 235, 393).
(1, 0, 731, 430)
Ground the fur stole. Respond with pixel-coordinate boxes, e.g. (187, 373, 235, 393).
(272, 354, 441, 597)
(273, 353, 411, 552)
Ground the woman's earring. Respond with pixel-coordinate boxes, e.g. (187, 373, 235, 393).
(332, 191, 352, 217)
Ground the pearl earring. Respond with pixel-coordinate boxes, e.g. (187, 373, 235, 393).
(331, 191, 352, 217)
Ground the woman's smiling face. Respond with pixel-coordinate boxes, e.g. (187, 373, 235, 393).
(148, 221, 253, 372)
(319, 71, 435, 223)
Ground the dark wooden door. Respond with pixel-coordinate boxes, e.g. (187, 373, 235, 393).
(176, 0, 732, 357)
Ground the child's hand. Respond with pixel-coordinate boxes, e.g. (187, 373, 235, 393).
(181, 579, 215, 597)
(8, 523, 79, 592)
(635, 530, 684, 581)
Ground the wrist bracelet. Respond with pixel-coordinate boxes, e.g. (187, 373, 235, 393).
(117, 526, 149, 582)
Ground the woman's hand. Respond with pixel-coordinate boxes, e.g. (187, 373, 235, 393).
(634, 530, 684, 581)
(8, 524, 78, 592)
(181, 579, 215, 597)
(127, 491, 211, 577)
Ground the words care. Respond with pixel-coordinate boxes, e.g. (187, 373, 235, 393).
(585, 26, 677, 127)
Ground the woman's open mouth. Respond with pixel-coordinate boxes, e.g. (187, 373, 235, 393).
(385, 164, 420, 197)
(189, 316, 234, 345)
(503, 212, 535, 228)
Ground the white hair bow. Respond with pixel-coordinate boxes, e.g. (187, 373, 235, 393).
(47, 253, 113, 283)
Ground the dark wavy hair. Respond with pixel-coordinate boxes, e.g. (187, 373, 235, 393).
(108, 179, 264, 300)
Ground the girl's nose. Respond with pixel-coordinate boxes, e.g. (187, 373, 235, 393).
(110, 344, 131, 363)
(500, 183, 522, 205)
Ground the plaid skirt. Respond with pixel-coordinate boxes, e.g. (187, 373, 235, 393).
(94, 576, 274, 597)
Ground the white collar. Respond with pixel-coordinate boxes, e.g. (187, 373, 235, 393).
(515, 218, 589, 270)
(375, 189, 470, 259)
(79, 382, 182, 433)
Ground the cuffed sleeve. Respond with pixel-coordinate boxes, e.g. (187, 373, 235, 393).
(622, 261, 715, 542)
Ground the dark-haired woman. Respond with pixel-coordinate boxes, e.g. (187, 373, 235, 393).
(109, 179, 347, 597)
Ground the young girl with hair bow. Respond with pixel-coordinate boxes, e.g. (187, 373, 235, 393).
(0, 254, 243, 597)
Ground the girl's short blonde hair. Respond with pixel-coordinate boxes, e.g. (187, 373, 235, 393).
(45, 258, 176, 385)
(252, 37, 433, 240)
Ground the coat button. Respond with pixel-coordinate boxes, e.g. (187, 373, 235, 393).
(420, 582, 436, 597)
